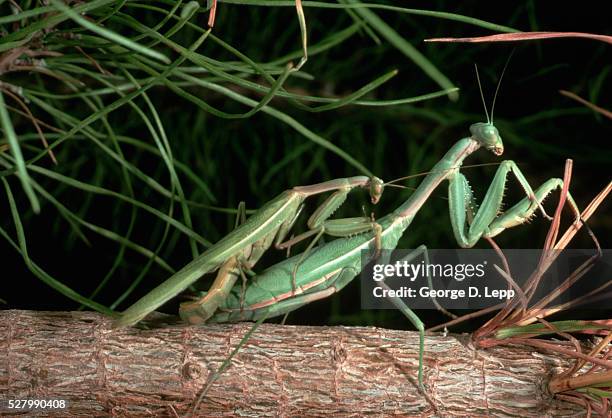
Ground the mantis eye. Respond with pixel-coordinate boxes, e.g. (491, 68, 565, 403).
(484, 127, 499, 139)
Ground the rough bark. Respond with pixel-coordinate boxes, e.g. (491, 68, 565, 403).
(0, 310, 585, 417)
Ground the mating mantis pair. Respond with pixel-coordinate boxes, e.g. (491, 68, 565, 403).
(113, 175, 385, 328)
(114, 117, 578, 389)
(196, 121, 579, 388)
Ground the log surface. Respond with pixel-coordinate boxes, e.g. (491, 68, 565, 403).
(0, 310, 583, 417)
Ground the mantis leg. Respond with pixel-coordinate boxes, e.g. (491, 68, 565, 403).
(210, 266, 360, 323)
(273, 184, 354, 253)
(274, 175, 383, 253)
(180, 256, 242, 324)
(375, 245, 451, 391)
(487, 178, 580, 238)
(179, 202, 249, 324)
(379, 276, 425, 391)
(449, 161, 578, 247)
(179, 239, 272, 324)
(393, 244, 456, 319)
(278, 216, 382, 292)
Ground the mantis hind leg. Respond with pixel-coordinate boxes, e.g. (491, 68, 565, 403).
(179, 202, 252, 324)
(376, 245, 454, 391)
(278, 216, 382, 293)
(379, 277, 425, 391)
(385, 244, 457, 320)
(179, 256, 242, 324)
(449, 161, 579, 247)
(210, 266, 360, 323)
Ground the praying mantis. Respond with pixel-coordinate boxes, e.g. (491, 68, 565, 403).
(113, 176, 384, 328)
(192, 119, 580, 389)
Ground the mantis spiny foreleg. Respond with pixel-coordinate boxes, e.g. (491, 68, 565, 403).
(449, 162, 580, 247)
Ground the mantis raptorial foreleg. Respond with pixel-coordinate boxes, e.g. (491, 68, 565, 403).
(488, 178, 579, 237)
(449, 166, 580, 247)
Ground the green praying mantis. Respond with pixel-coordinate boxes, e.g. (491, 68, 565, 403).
(113, 176, 385, 328)
(180, 119, 579, 389)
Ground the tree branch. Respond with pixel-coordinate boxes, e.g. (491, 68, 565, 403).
(1, 310, 584, 416)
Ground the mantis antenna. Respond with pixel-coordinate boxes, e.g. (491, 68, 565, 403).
(474, 63, 490, 124)
(491, 49, 515, 123)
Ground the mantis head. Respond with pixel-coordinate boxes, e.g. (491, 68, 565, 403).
(469, 122, 504, 156)
(471, 55, 514, 157)
(369, 176, 384, 204)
